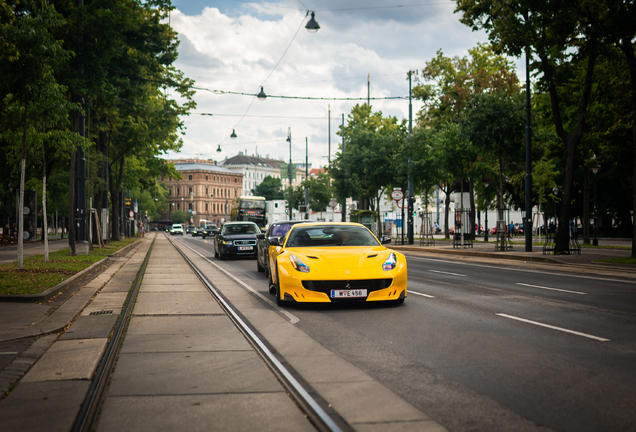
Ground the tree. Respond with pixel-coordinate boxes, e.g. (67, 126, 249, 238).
(0, 1, 80, 268)
(170, 210, 187, 224)
(456, 0, 603, 253)
(254, 175, 284, 200)
(461, 91, 526, 228)
(306, 172, 333, 218)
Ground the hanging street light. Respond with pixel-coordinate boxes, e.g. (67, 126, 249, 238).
(257, 86, 267, 101)
(216, 145, 222, 153)
(305, 11, 320, 33)
(230, 129, 237, 139)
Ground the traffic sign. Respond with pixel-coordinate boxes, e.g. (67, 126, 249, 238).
(329, 198, 338, 208)
(391, 190, 404, 201)
(128, 210, 134, 218)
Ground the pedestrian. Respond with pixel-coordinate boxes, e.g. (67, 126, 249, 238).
(509, 220, 514, 239)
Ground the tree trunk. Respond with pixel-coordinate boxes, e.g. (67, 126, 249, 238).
(541, 51, 597, 254)
(443, 184, 451, 240)
(18, 98, 28, 269)
(43, 145, 49, 262)
(110, 156, 125, 241)
(68, 149, 76, 256)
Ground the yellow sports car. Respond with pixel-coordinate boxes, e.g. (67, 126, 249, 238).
(268, 223, 407, 306)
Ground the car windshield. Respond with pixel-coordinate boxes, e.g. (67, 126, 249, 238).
(172, 224, 181, 229)
(221, 223, 260, 235)
(286, 226, 380, 247)
(270, 223, 299, 237)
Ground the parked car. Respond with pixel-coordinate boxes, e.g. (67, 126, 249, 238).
(268, 222, 404, 306)
(201, 224, 220, 239)
(170, 223, 184, 235)
(213, 222, 260, 259)
(256, 220, 308, 278)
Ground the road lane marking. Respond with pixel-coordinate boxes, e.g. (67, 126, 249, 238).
(178, 240, 300, 324)
(496, 313, 610, 342)
(407, 290, 434, 298)
(429, 270, 467, 277)
(516, 283, 587, 295)
(406, 254, 636, 284)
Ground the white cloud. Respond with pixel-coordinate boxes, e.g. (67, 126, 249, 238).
(164, 1, 512, 169)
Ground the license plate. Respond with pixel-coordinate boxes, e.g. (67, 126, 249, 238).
(330, 289, 367, 298)
(238, 246, 253, 251)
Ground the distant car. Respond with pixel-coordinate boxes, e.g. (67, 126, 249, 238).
(202, 224, 220, 239)
(269, 222, 405, 306)
(213, 222, 260, 259)
(256, 220, 308, 278)
(191, 227, 203, 236)
(170, 223, 184, 235)
(186, 225, 195, 234)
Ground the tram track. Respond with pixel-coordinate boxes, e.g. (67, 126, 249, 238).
(71, 234, 344, 432)
(167, 237, 345, 432)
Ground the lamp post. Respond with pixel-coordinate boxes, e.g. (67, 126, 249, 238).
(286, 127, 292, 220)
(8, 181, 14, 235)
(591, 163, 601, 246)
(484, 182, 489, 242)
(210, 193, 214, 224)
(190, 191, 194, 225)
(305, 137, 309, 219)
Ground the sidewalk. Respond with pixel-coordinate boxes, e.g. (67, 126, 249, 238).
(390, 235, 636, 276)
(0, 239, 70, 265)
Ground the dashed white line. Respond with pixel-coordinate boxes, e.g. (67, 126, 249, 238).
(497, 313, 610, 342)
(407, 290, 435, 298)
(516, 283, 587, 295)
(429, 270, 467, 277)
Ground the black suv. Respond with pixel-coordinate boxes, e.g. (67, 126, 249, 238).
(201, 224, 220, 239)
(214, 222, 260, 259)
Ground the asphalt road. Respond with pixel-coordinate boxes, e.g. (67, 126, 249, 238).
(179, 235, 636, 432)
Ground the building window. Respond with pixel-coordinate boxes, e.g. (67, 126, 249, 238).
(189, 203, 192, 211)
(177, 187, 180, 196)
(168, 188, 171, 196)
(189, 175, 192, 180)
(205, 175, 208, 181)
(205, 187, 209, 195)
(205, 203, 208, 211)
(177, 203, 180, 210)
(189, 187, 193, 195)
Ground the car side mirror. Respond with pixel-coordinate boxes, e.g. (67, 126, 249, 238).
(268, 236, 281, 246)
(256, 233, 265, 240)
(381, 236, 391, 244)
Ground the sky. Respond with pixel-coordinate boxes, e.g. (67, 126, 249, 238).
(163, 0, 523, 168)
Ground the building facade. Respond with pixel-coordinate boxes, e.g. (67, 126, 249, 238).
(220, 152, 307, 196)
(162, 159, 243, 226)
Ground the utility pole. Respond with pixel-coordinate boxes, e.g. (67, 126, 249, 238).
(305, 137, 309, 219)
(75, 0, 88, 254)
(328, 105, 331, 168)
(341, 114, 346, 222)
(367, 74, 370, 106)
(524, 46, 533, 252)
(407, 71, 414, 245)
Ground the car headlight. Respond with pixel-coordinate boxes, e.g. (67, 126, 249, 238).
(382, 252, 397, 271)
(223, 240, 233, 245)
(289, 254, 310, 273)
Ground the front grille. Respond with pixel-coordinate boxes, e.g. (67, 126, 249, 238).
(234, 240, 256, 246)
(301, 279, 393, 295)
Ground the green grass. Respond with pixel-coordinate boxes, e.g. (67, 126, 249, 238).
(0, 238, 137, 296)
(597, 257, 636, 265)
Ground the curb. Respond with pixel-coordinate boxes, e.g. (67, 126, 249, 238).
(391, 246, 560, 264)
(0, 240, 140, 303)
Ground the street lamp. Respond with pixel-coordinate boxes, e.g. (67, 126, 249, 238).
(230, 129, 237, 139)
(305, 11, 320, 33)
(484, 182, 489, 242)
(216, 144, 222, 153)
(210, 193, 214, 223)
(190, 191, 194, 225)
(591, 163, 601, 246)
(257, 86, 267, 101)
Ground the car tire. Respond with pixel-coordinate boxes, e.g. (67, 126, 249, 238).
(264, 264, 269, 279)
(268, 270, 276, 295)
(214, 249, 219, 258)
(256, 259, 264, 273)
(274, 267, 286, 306)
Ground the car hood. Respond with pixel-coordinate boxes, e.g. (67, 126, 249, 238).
(222, 234, 258, 240)
(283, 246, 392, 270)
